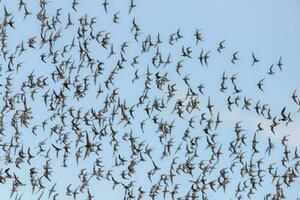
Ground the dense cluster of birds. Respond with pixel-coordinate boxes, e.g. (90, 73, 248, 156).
(0, 0, 299, 200)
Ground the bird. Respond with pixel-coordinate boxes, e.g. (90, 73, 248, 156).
(251, 52, 260, 66)
(257, 78, 265, 92)
(129, 0, 136, 14)
(231, 51, 239, 64)
(113, 12, 120, 23)
(277, 56, 283, 71)
(292, 90, 298, 105)
(267, 64, 275, 75)
(217, 40, 225, 53)
(102, 0, 109, 13)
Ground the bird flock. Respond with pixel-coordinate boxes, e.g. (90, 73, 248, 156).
(0, 0, 299, 200)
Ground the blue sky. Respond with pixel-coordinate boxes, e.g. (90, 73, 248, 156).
(0, 0, 300, 199)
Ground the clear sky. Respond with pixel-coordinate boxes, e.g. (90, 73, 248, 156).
(0, 0, 300, 200)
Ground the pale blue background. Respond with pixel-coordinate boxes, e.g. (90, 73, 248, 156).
(0, 0, 300, 199)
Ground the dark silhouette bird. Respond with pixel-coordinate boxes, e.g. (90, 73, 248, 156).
(251, 52, 260, 66)
(231, 51, 238, 64)
(277, 56, 283, 71)
(102, 0, 109, 13)
(257, 78, 265, 92)
(129, 0, 136, 14)
(217, 40, 225, 53)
